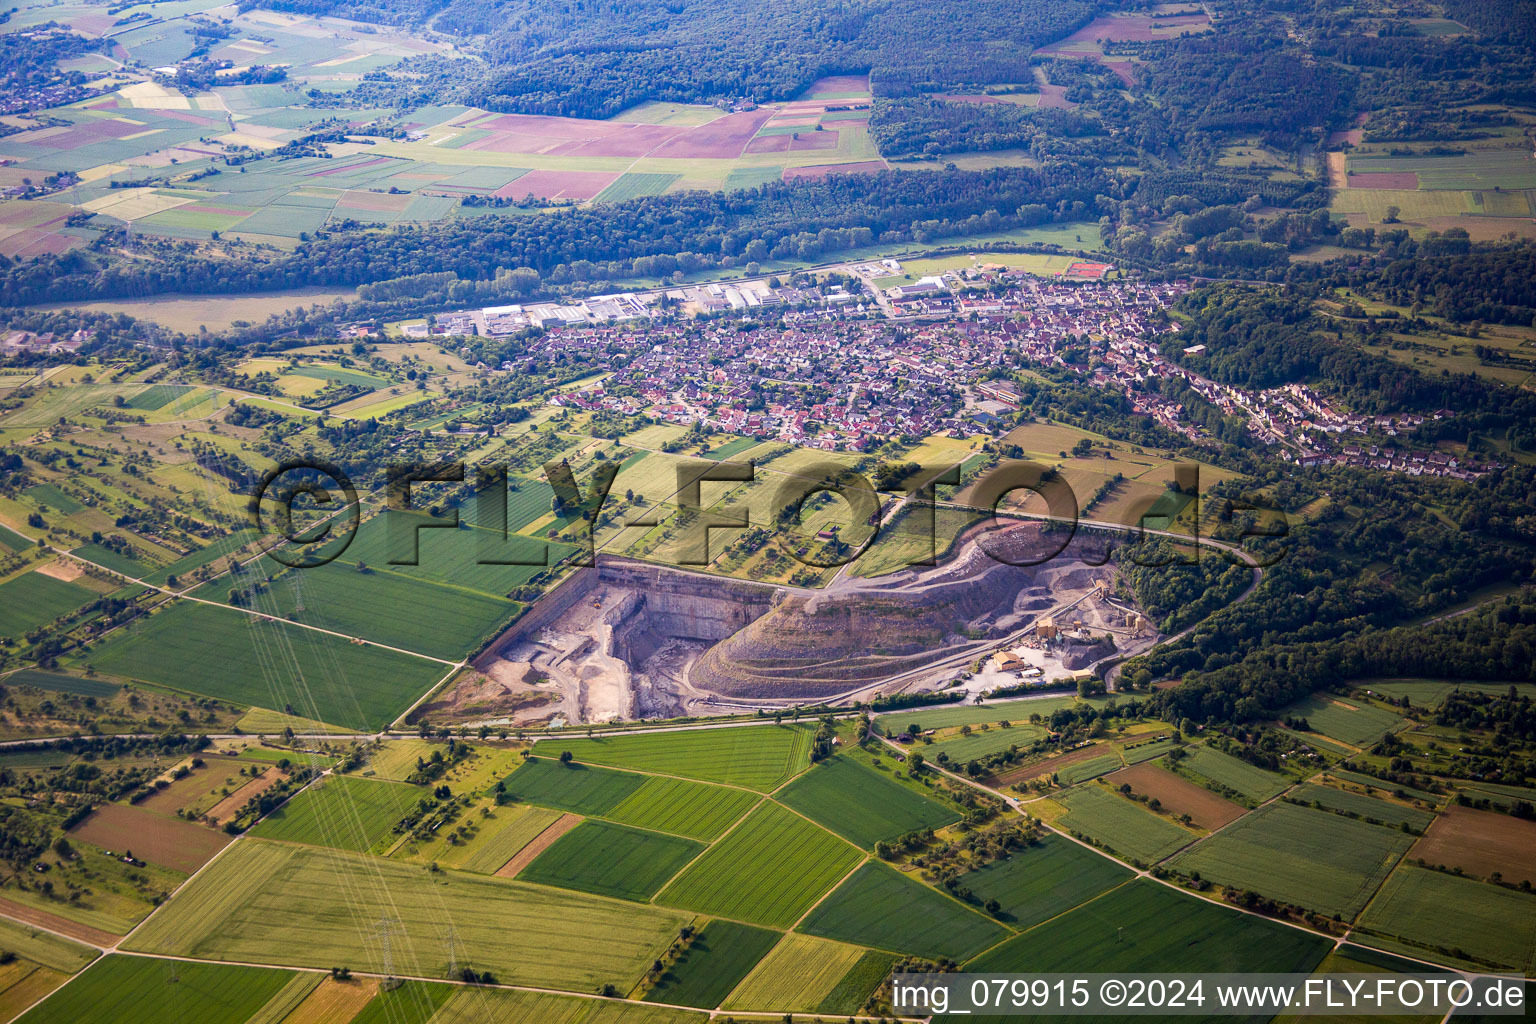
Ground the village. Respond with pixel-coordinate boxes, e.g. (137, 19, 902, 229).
(412, 260, 1489, 480)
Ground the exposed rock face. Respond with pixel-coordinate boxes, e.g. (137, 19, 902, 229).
(478, 557, 778, 669)
(690, 523, 1087, 697)
(481, 523, 1119, 703)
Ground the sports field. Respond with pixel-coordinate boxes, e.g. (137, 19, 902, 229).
(532, 724, 812, 791)
(775, 755, 958, 847)
(1170, 802, 1414, 919)
(658, 801, 862, 927)
(969, 879, 1332, 973)
(83, 598, 447, 731)
(956, 834, 1134, 929)
(123, 839, 688, 990)
(517, 819, 704, 901)
(250, 775, 423, 853)
(798, 861, 1010, 961)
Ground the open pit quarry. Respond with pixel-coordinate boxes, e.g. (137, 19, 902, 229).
(462, 521, 1158, 724)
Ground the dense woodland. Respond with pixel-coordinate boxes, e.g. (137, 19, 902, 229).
(0, 164, 1123, 305)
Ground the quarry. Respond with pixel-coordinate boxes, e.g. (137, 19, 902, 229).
(459, 521, 1160, 725)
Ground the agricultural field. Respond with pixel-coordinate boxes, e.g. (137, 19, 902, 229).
(1290, 783, 1435, 831)
(394, 802, 564, 874)
(429, 985, 708, 1023)
(500, 758, 647, 815)
(641, 920, 781, 1009)
(250, 774, 423, 853)
(774, 754, 958, 847)
(0, 918, 98, 975)
(1170, 802, 1414, 919)
(530, 724, 812, 791)
(1054, 783, 1198, 865)
(81, 598, 448, 731)
(516, 819, 704, 901)
(657, 801, 862, 927)
(954, 834, 1133, 929)
(0, 571, 97, 638)
(0, 839, 188, 938)
(601, 776, 761, 841)
(1409, 804, 1536, 884)
(1279, 693, 1405, 747)
(195, 553, 518, 661)
(1357, 866, 1536, 973)
(876, 695, 1122, 735)
(1176, 744, 1293, 802)
(1107, 763, 1248, 830)
(15, 955, 300, 1024)
(123, 839, 688, 991)
(67, 803, 229, 873)
(720, 934, 871, 1014)
(969, 878, 1331, 974)
(798, 861, 1010, 961)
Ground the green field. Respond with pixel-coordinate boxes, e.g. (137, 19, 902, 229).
(1179, 745, 1292, 801)
(250, 775, 424, 853)
(348, 980, 453, 1024)
(799, 861, 1010, 961)
(431, 804, 556, 874)
(16, 955, 297, 1024)
(69, 542, 157, 578)
(1056, 785, 1197, 865)
(1055, 753, 1124, 786)
(533, 724, 812, 792)
(877, 696, 1095, 734)
(816, 948, 899, 1015)
(0, 571, 96, 638)
(658, 801, 862, 927)
(956, 834, 1134, 929)
(501, 758, 646, 814)
(123, 839, 688, 990)
(721, 933, 871, 1013)
(1170, 802, 1413, 919)
(595, 173, 682, 202)
(1291, 784, 1435, 831)
(1280, 693, 1404, 747)
(1357, 866, 1536, 973)
(518, 819, 704, 901)
(1, 669, 119, 698)
(0, 917, 99, 974)
(969, 879, 1331, 973)
(642, 920, 782, 1009)
(602, 776, 761, 841)
(431, 984, 708, 1023)
(775, 755, 958, 847)
(927, 723, 1046, 763)
(23, 483, 83, 515)
(83, 599, 446, 730)
(200, 558, 517, 661)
